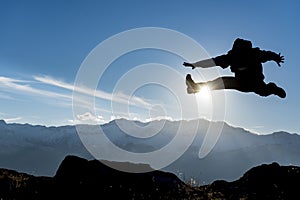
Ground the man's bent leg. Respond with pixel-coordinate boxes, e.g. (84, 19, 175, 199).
(255, 82, 286, 98)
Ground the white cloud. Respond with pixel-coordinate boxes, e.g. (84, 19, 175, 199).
(3, 117, 22, 123)
(110, 115, 124, 121)
(145, 115, 173, 122)
(69, 112, 107, 124)
(109, 112, 144, 122)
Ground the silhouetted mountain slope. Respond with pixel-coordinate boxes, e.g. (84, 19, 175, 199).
(0, 155, 187, 200)
(54, 155, 186, 199)
(0, 155, 299, 200)
(198, 162, 300, 199)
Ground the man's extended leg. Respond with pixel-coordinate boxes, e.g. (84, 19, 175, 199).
(186, 74, 250, 93)
(186, 74, 286, 98)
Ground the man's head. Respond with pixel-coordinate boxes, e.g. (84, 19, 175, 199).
(232, 38, 252, 50)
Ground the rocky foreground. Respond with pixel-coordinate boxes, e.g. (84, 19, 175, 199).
(0, 155, 299, 199)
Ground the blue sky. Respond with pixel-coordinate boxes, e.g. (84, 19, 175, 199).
(0, 0, 299, 134)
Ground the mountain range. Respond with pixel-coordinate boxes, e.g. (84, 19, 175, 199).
(0, 119, 299, 184)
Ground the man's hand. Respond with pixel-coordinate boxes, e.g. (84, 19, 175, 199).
(183, 62, 195, 69)
(276, 53, 285, 67)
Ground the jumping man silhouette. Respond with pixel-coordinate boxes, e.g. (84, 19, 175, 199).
(183, 38, 286, 98)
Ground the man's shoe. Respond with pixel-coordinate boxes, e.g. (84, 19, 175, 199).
(268, 83, 286, 98)
(275, 87, 286, 98)
(186, 74, 199, 94)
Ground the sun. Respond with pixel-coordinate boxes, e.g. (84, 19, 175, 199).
(195, 85, 211, 101)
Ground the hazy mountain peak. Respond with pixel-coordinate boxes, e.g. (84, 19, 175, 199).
(0, 119, 6, 126)
(272, 131, 295, 136)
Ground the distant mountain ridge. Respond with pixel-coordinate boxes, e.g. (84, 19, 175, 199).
(0, 118, 300, 184)
(0, 155, 299, 200)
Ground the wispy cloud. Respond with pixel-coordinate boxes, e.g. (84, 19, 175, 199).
(0, 75, 153, 110)
(34, 75, 152, 108)
(0, 76, 70, 99)
(0, 92, 15, 100)
(0, 75, 157, 125)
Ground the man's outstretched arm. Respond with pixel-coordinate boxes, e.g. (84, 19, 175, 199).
(260, 50, 285, 66)
(183, 54, 230, 69)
